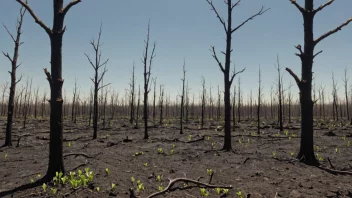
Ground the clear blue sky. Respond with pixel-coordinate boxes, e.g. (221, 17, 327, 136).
(1, 0, 351, 103)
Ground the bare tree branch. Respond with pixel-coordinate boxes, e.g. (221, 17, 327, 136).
(2, 23, 16, 42)
(43, 68, 52, 85)
(16, 0, 52, 35)
(231, 6, 270, 34)
(98, 83, 111, 91)
(231, 0, 241, 10)
(313, 50, 323, 59)
(206, 0, 227, 33)
(285, 67, 301, 89)
(16, 75, 22, 84)
(84, 53, 96, 69)
(290, 0, 305, 14)
(210, 46, 225, 73)
(314, 18, 352, 46)
(2, 51, 13, 62)
(61, 0, 81, 17)
(230, 68, 245, 86)
(313, 0, 334, 15)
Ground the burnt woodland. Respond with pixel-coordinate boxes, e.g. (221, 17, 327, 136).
(0, 0, 352, 197)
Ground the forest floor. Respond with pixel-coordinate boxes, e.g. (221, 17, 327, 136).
(0, 117, 352, 198)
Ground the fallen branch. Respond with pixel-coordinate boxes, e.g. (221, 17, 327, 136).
(63, 153, 92, 158)
(317, 166, 352, 175)
(146, 177, 232, 198)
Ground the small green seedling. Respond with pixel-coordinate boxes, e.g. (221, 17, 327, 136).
(96, 187, 100, 192)
(290, 152, 295, 157)
(170, 149, 174, 155)
(335, 147, 339, 153)
(42, 183, 47, 192)
(111, 183, 116, 191)
(50, 188, 57, 195)
(284, 130, 289, 136)
(237, 191, 243, 198)
(347, 141, 351, 147)
(158, 185, 163, 191)
(131, 176, 135, 183)
(188, 135, 192, 141)
(144, 163, 148, 167)
(37, 174, 41, 178)
(137, 183, 145, 191)
(272, 151, 276, 158)
(30, 178, 34, 183)
(223, 188, 229, 195)
(207, 136, 210, 141)
(206, 169, 213, 176)
(105, 168, 111, 175)
(216, 187, 222, 195)
(200, 188, 209, 197)
(211, 142, 216, 149)
(342, 136, 346, 141)
(68, 142, 72, 147)
(4, 154, 8, 159)
(157, 148, 163, 154)
(172, 144, 176, 149)
(156, 175, 163, 182)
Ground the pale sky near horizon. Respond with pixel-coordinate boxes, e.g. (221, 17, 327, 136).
(0, 0, 351, 103)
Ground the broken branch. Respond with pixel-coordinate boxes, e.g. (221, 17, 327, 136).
(314, 18, 352, 46)
(313, 0, 334, 15)
(285, 67, 301, 89)
(210, 46, 225, 73)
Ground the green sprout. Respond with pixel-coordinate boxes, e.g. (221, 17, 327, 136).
(237, 191, 243, 198)
(272, 151, 276, 158)
(131, 176, 135, 183)
(347, 141, 351, 147)
(200, 188, 209, 197)
(335, 147, 339, 153)
(156, 175, 163, 182)
(157, 148, 163, 154)
(30, 178, 34, 183)
(68, 142, 72, 147)
(211, 142, 216, 149)
(4, 154, 8, 159)
(206, 169, 213, 176)
(158, 185, 164, 191)
(137, 183, 145, 191)
(342, 136, 346, 141)
(290, 152, 295, 157)
(42, 183, 47, 192)
(172, 144, 176, 149)
(50, 188, 57, 195)
(111, 183, 116, 191)
(207, 136, 210, 141)
(216, 187, 221, 195)
(144, 163, 148, 167)
(188, 135, 192, 141)
(284, 130, 289, 136)
(105, 168, 111, 175)
(96, 187, 100, 192)
(223, 188, 229, 195)
(37, 174, 41, 178)
(170, 149, 174, 155)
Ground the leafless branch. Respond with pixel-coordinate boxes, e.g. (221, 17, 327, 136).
(206, 0, 227, 33)
(146, 177, 232, 198)
(16, 75, 22, 84)
(61, 0, 81, 17)
(16, 0, 52, 35)
(210, 46, 225, 73)
(43, 68, 52, 85)
(2, 51, 13, 62)
(314, 18, 352, 46)
(231, 0, 241, 10)
(285, 67, 301, 89)
(230, 68, 245, 86)
(290, 0, 305, 14)
(313, 0, 334, 15)
(313, 50, 323, 59)
(98, 83, 111, 91)
(84, 53, 96, 69)
(231, 6, 270, 34)
(2, 24, 16, 42)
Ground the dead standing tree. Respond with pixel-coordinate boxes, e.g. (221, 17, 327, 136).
(275, 56, 284, 132)
(257, 66, 262, 134)
(141, 21, 156, 139)
(180, 60, 186, 134)
(342, 68, 350, 122)
(71, 78, 78, 122)
(85, 24, 110, 139)
(16, 0, 81, 181)
(129, 63, 136, 124)
(286, 0, 352, 165)
(2, 5, 26, 147)
(206, 0, 267, 150)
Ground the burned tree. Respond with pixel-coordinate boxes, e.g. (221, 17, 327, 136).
(16, 0, 81, 180)
(257, 66, 262, 134)
(331, 72, 339, 121)
(342, 68, 350, 122)
(71, 78, 78, 122)
(2, 5, 25, 146)
(129, 63, 136, 124)
(201, 76, 206, 129)
(286, 0, 352, 165)
(275, 56, 284, 132)
(85, 24, 110, 139)
(206, 0, 267, 150)
(180, 61, 186, 134)
(152, 78, 157, 123)
(141, 21, 156, 139)
(159, 85, 164, 124)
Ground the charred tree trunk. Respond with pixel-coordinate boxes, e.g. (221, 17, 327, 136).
(71, 78, 77, 122)
(343, 69, 349, 121)
(85, 24, 110, 139)
(286, 0, 351, 165)
(180, 61, 186, 134)
(232, 85, 236, 131)
(275, 56, 284, 132)
(2, 6, 25, 146)
(129, 64, 135, 124)
(136, 85, 141, 128)
(142, 21, 156, 140)
(257, 66, 262, 134)
(159, 85, 164, 124)
(201, 77, 206, 129)
(152, 78, 157, 123)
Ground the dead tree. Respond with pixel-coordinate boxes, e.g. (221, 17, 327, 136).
(84, 24, 110, 139)
(206, 0, 267, 151)
(129, 63, 135, 124)
(217, 85, 221, 121)
(275, 56, 284, 132)
(342, 68, 350, 122)
(1, 83, 9, 116)
(185, 82, 189, 124)
(152, 78, 157, 123)
(232, 85, 236, 131)
(180, 61, 186, 134)
(22, 78, 32, 128)
(16, 0, 81, 179)
(286, 0, 352, 165)
(71, 78, 78, 122)
(288, 82, 293, 123)
(34, 87, 39, 119)
(2, 5, 25, 146)
(332, 72, 339, 121)
(257, 66, 262, 134)
(136, 85, 141, 128)
(141, 21, 156, 139)
(270, 85, 274, 119)
(41, 90, 47, 118)
(238, 77, 242, 123)
(201, 76, 206, 129)
(159, 85, 164, 124)
(88, 87, 93, 126)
